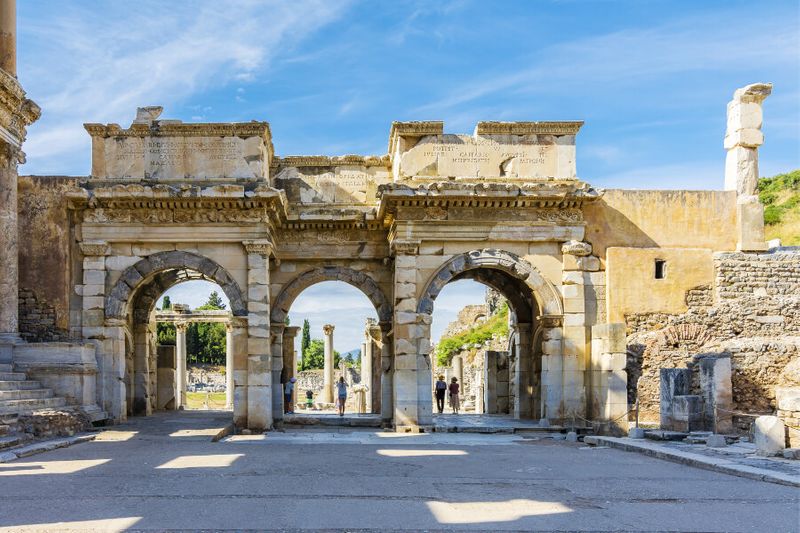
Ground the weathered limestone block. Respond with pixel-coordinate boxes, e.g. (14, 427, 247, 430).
(671, 395, 703, 432)
(698, 356, 733, 433)
(754, 415, 786, 456)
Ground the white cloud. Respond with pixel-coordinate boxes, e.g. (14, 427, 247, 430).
(19, 0, 349, 174)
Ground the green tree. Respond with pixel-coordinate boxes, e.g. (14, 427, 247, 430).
(161, 295, 171, 310)
(301, 338, 339, 370)
(186, 291, 228, 365)
(157, 323, 175, 345)
(300, 319, 311, 368)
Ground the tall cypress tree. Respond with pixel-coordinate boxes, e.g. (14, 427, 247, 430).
(300, 319, 311, 370)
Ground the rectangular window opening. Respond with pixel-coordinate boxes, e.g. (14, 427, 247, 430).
(654, 259, 667, 280)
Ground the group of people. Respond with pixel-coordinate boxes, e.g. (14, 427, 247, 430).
(434, 375, 460, 414)
(286, 375, 460, 416)
(284, 376, 349, 416)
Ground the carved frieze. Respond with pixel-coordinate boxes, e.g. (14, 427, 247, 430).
(561, 240, 593, 256)
(79, 240, 110, 257)
(243, 239, 274, 256)
(391, 239, 420, 256)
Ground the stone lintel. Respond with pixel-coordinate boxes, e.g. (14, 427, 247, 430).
(388, 121, 444, 154)
(274, 154, 389, 168)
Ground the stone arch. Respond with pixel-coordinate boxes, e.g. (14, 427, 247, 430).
(271, 266, 392, 324)
(105, 251, 247, 321)
(416, 248, 563, 318)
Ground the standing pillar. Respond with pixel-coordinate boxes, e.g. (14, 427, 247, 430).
(513, 323, 533, 419)
(379, 321, 394, 426)
(282, 326, 300, 411)
(270, 323, 284, 424)
(0, 0, 39, 356)
(225, 323, 234, 409)
(243, 240, 274, 431)
(724, 83, 772, 251)
(175, 322, 187, 409)
(322, 324, 335, 403)
(0, 0, 16, 77)
(362, 335, 372, 412)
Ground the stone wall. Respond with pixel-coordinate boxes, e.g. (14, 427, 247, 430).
(18, 176, 78, 336)
(626, 249, 800, 426)
(18, 287, 71, 342)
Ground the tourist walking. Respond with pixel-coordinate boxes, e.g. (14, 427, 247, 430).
(434, 375, 447, 413)
(448, 377, 460, 414)
(335, 376, 348, 416)
(284, 377, 296, 414)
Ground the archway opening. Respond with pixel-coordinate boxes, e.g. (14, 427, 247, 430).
(419, 250, 557, 422)
(108, 251, 247, 421)
(155, 280, 232, 412)
(283, 281, 381, 418)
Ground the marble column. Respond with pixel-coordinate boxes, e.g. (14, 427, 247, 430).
(225, 323, 234, 409)
(282, 326, 300, 409)
(175, 322, 187, 409)
(0, 0, 16, 76)
(0, 0, 39, 359)
(322, 324, 335, 403)
(362, 337, 372, 412)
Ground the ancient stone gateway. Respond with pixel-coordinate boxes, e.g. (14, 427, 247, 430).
(9, 80, 792, 435)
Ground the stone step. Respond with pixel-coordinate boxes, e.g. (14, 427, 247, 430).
(0, 364, 13, 373)
(0, 435, 21, 450)
(0, 372, 27, 382)
(0, 380, 42, 391)
(0, 397, 66, 415)
(0, 388, 53, 401)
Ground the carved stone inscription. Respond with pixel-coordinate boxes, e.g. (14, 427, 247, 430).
(274, 166, 390, 205)
(399, 134, 561, 179)
(98, 135, 266, 180)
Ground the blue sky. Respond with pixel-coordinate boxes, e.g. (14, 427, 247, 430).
(20, 1, 799, 352)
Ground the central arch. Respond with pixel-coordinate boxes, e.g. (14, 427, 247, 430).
(271, 266, 392, 324)
(416, 249, 563, 421)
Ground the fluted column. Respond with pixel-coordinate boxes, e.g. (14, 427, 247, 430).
(175, 322, 187, 409)
(323, 324, 335, 403)
(225, 323, 234, 409)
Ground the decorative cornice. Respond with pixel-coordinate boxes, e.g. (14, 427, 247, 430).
(561, 240, 593, 256)
(475, 121, 584, 136)
(275, 154, 390, 168)
(0, 68, 41, 151)
(83, 121, 271, 140)
(243, 239, 274, 256)
(79, 240, 110, 257)
(377, 181, 600, 222)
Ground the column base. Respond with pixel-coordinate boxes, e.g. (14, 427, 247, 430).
(0, 333, 22, 364)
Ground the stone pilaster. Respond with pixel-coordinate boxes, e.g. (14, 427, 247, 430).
(322, 324, 335, 403)
(230, 316, 248, 427)
(511, 323, 533, 419)
(225, 323, 234, 409)
(269, 322, 284, 424)
(724, 83, 771, 252)
(391, 239, 432, 430)
(379, 321, 394, 426)
(243, 239, 273, 430)
(175, 322, 187, 409)
(539, 316, 564, 421)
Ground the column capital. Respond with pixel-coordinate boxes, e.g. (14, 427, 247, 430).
(561, 240, 592, 257)
(539, 315, 563, 328)
(225, 322, 233, 332)
(175, 321, 188, 332)
(79, 240, 110, 257)
(243, 239, 273, 256)
(322, 324, 335, 335)
(390, 239, 420, 256)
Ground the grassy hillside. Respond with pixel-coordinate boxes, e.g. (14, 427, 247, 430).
(434, 303, 508, 366)
(759, 169, 800, 246)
